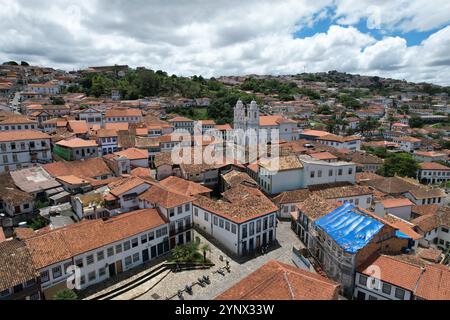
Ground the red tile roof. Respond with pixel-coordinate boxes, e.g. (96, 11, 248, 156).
(0, 130, 50, 142)
(358, 255, 423, 292)
(380, 198, 414, 209)
(419, 162, 450, 171)
(56, 138, 98, 148)
(25, 209, 167, 269)
(216, 260, 340, 300)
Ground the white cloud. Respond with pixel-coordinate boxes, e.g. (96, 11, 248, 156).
(0, 0, 449, 85)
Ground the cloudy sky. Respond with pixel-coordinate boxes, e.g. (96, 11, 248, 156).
(1, 0, 449, 85)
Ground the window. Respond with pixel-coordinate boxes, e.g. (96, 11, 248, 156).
(359, 275, 368, 286)
(156, 228, 162, 238)
(338, 169, 343, 176)
(310, 171, 315, 178)
(148, 232, 155, 241)
(75, 258, 83, 268)
(382, 283, 392, 295)
(99, 268, 106, 277)
(124, 241, 131, 251)
(442, 227, 449, 233)
(88, 271, 96, 282)
(395, 288, 405, 299)
(225, 221, 231, 231)
(125, 256, 132, 267)
(80, 276, 86, 285)
(256, 220, 262, 233)
(349, 168, 353, 175)
(269, 215, 274, 228)
(86, 255, 94, 265)
(177, 206, 183, 214)
(107, 247, 114, 257)
(219, 219, 224, 228)
(263, 218, 268, 230)
(63, 262, 72, 274)
(231, 224, 237, 234)
(116, 244, 123, 254)
(194, 208, 198, 216)
(204, 212, 209, 222)
(243, 225, 248, 238)
(249, 222, 255, 236)
(40, 271, 49, 283)
(185, 204, 190, 211)
(132, 238, 138, 248)
(0, 289, 10, 297)
(52, 266, 62, 279)
(133, 253, 140, 263)
(97, 251, 104, 261)
(161, 227, 168, 236)
(214, 216, 218, 226)
(141, 234, 148, 244)
(169, 209, 175, 217)
(318, 170, 322, 178)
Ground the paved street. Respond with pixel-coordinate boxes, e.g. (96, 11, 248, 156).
(136, 221, 305, 301)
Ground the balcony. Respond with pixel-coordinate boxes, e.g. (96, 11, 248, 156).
(170, 224, 193, 237)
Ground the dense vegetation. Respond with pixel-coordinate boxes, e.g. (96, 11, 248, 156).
(378, 153, 420, 178)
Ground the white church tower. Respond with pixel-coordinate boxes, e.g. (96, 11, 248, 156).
(233, 100, 261, 147)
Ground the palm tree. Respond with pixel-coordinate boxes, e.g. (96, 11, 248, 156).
(171, 245, 185, 262)
(53, 289, 78, 300)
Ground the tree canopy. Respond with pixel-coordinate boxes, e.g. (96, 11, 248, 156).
(378, 153, 420, 178)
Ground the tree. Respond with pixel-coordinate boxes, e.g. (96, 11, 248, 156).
(53, 289, 78, 300)
(409, 116, 424, 128)
(30, 216, 49, 231)
(378, 153, 420, 178)
(201, 244, 211, 263)
(20, 61, 30, 66)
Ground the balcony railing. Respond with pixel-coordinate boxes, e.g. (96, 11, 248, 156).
(170, 224, 193, 236)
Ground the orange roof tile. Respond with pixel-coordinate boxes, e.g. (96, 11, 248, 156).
(25, 209, 167, 268)
(0, 130, 50, 142)
(216, 260, 340, 300)
(115, 148, 149, 160)
(56, 138, 98, 148)
(380, 198, 414, 208)
(419, 162, 450, 171)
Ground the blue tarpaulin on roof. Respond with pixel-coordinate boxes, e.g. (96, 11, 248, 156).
(395, 230, 411, 239)
(315, 203, 384, 254)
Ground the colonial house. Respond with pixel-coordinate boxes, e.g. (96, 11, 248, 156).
(168, 116, 195, 134)
(193, 185, 278, 256)
(105, 108, 143, 124)
(414, 151, 448, 163)
(216, 260, 341, 300)
(0, 115, 38, 131)
(0, 240, 41, 300)
(404, 187, 447, 206)
(53, 138, 100, 161)
(392, 137, 421, 153)
(273, 189, 311, 219)
(23, 208, 169, 299)
(374, 198, 414, 221)
(311, 185, 374, 210)
(418, 162, 450, 184)
(0, 130, 52, 173)
(355, 254, 450, 300)
(308, 203, 412, 297)
(316, 134, 362, 151)
(346, 152, 383, 173)
(92, 129, 119, 155)
(104, 177, 153, 215)
(138, 184, 194, 248)
(412, 207, 450, 250)
(259, 155, 356, 195)
(76, 107, 103, 128)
